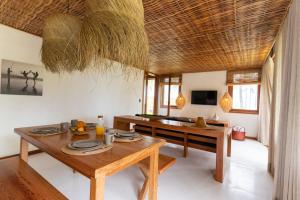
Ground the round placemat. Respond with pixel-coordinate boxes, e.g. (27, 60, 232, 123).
(28, 131, 66, 137)
(114, 135, 143, 143)
(61, 144, 112, 156)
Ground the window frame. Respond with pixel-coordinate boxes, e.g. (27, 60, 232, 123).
(143, 72, 159, 115)
(228, 83, 261, 115)
(160, 75, 182, 109)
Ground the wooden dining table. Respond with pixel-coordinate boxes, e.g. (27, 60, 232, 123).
(14, 125, 165, 200)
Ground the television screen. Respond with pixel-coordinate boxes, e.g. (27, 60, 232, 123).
(191, 91, 217, 105)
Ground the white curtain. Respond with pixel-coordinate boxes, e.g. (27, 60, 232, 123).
(274, 0, 300, 199)
(268, 31, 283, 176)
(258, 56, 274, 146)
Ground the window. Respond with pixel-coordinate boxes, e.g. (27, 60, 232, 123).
(228, 84, 260, 114)
(227, 69, 261, 114)
(145, 78, 156, 114)
(160, 75, 182, 108)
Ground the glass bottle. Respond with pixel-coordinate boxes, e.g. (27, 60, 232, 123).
(96, 115, 105, 136)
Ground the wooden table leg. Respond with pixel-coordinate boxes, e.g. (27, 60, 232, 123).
(138, 166, 149, 200)
(20, 138, 29, 162)
(215, 136, 224, 183)
(148, 148, 159, 200)
(183, 133, 188, 158)
(90, 175, 105, 200)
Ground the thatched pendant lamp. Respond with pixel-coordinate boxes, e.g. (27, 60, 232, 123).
(220, 92, 233, 112)
(41, 14, 82, 72)
(86, 0, 145, 24)
(79, 0, 149, 70)
(176, 92, 186, 109)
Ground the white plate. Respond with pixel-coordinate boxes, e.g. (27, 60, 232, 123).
(70, 140, 101, 149)
(115, 132, 140, 138)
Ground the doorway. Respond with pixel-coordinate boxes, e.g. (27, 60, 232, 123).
(143, 73, 158, 115)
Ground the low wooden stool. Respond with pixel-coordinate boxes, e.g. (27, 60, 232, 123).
(137, 154, 176, 200)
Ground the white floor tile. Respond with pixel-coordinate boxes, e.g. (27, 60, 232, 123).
(28, 139, 272, 200)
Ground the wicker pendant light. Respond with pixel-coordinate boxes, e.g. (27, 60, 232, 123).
(41, 13, 82, 73)
(86, 0, 144, 24)
(79, 0, 149, 70)
(176, 92, 186, 109)
(41, 0, 148, 73)
(220, 92, 233, 112)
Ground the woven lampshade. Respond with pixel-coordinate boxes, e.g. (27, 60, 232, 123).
(220, 92, 233, 112)
(176, 93, 186, 109)
(41, 14, 82, 72)
(86, 0, 144, 24)
(79, 0, 149, 71)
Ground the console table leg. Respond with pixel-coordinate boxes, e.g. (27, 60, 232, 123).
(215, 136, 224, 183)
(183, 133, 188, 157)
(227, 133, 232, 157)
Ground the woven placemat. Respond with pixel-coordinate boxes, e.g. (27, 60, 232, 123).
(61, 145, 112, 156)
(114, 135, 143, 143)
(28, 131, 66, 137)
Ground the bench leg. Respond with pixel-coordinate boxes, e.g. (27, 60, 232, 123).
(138, 166, 149, 200)
(20, 138, 29, 162)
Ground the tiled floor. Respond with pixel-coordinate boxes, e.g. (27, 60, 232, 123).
(29, 139, 272, 200)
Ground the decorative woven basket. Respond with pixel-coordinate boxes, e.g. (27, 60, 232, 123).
(232, 126, 246, 141)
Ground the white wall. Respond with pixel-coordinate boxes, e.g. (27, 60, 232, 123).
(0, 24, 143, 157)
(159, 71, 259, 138)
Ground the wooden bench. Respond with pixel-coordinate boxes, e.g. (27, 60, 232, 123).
(137, 154, 176, 200)
(0, 156, 67, 200)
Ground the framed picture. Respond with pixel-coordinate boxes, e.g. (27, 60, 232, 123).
(0, 59, 43, 96)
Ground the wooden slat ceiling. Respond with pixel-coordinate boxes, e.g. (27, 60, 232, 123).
(0, 0, 291, 75)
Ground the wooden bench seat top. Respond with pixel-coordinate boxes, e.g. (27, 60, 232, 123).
(139, 154, 176, 174)
(0, 157, 67, 200)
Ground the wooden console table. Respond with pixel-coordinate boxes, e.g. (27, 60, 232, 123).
(114, 115, 231, 183)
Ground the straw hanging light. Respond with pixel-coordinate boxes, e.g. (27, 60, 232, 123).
(176, 92, 186, 109)
(79, 0, 149, 71)
(220, 92, 233, 112)
(41, 0, 83, 73)
(85, 0, 145, 24)
(41, 0, 148, 73)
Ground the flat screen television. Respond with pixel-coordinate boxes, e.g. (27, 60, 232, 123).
(191, 90, 218, 105)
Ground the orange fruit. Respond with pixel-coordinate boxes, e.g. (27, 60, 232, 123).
(77, 127, 84, 132)
(77, 121, 86, 129)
